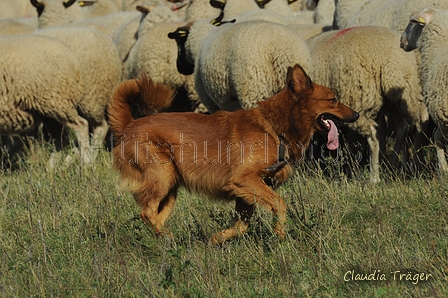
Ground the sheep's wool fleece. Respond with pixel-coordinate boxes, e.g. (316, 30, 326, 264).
(306, 26, 424, 136)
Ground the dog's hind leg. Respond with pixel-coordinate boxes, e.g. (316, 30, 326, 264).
(211, 198, 255, 245)
(138, 174, 177, 236)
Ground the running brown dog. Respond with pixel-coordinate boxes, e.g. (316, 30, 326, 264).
(108, 64, 359, 244)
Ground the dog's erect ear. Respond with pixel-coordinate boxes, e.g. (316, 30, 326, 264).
(286, 64, 313, 94)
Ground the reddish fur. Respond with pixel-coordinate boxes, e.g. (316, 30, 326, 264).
(108, 65, 358, 244)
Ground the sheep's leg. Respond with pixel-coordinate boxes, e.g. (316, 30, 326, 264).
(367, 124, 381, 183)
(211, 198, 255, 245)
(90, 119, 109, 161)
(65, 116, 91, 164)
(388, 119, 410, 168)
(434, 127, 448, 172)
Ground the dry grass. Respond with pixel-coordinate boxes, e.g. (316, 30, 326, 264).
(0, 143, 447, 297)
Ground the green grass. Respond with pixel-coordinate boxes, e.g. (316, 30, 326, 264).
(1, 144, 447, 297)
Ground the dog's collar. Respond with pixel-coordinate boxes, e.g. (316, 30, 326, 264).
(265, 134, 287, 173)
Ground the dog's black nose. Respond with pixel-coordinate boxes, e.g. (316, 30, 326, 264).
(354, 111, 360, 120)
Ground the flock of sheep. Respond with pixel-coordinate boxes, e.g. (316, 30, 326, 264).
(1, 0, 448, 183)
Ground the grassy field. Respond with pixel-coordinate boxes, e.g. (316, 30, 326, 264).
(0, 143, 447, 298)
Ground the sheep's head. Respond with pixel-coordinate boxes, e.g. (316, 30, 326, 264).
(168, 23, 195, 75)
(136, 1, 188, 15)
(400, 7, 436, 51)
(31, 0, 77, 16)
(400, 7, 448, 52)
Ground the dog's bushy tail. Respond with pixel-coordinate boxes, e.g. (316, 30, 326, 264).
(108, 74, 175, 138)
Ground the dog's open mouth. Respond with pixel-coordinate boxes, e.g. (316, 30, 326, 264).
(319, 114, 339, 151)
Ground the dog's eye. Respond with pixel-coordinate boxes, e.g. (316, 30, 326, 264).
(331, 97, 338, 103)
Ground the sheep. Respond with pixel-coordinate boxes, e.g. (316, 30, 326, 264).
(0, 34, 91, 162)
(184, 0, 221, 22)
(78, 0, 122, 17)
(34, 26, 122, 159)
(306, 26, 428, 182)
(289, 0, 309, 12)
(0, 0, 36, 18)
(333, 0, 448, 31)
(227, 5, 312, 25)
(400, 7, 448, 172)
(310, 0, 334, 26)
(124, 5, 203, 112)
(0, 18, 36, 36)
(168, 19, 311, 113)
(31, 0, 87, 28)
(221, 8, 322, 39)
(79, 1, 187, 49)
(214, 0, 297, 22)
(72, 10, 141, 37)
(112, 2, 187, 64)
(121, 0, 181, 11)
(32, 0, 140, 30)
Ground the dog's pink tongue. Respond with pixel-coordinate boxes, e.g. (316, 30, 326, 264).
(326, 119, 339, 150)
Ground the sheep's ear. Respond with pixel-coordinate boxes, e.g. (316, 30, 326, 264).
(78, 1, 96, 7)
(210, 0, 226, 10)
(63, 0, 77, 8)
(286, 64, 312, 94)
(136, 5, 150, 14)
(410, 7, 435, 25)
(210, 11, 224, 25)
(30, 0, 44, 16)
(171, 2, 188, 11)
(167, 27, 189, 39)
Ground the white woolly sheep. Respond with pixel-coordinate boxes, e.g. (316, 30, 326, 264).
(221, 8, 322, 39)
(401, 7, 448, 172)
(82, 1, 186, 56)
(31, 0, 87, 28)
(124, 5, 203, 112)
(0, 0, 36, 18)
(72, 10, 141, 37)
(0, 18, 36, 36)
(306, 26, 428, 182)
(0, 34, 91, 161)
(78, 0, 122, 17)
(79, 0, 186, 37)
(215, 0, 297, 22)
(309, 0, 334, 26)
(227, 6, 312, 25)
(168, 19, 311, 113)
(184, 0, 221, 22)
(121, 0, 182, 11)
(34, 26, 122, 160)
(32, 0, 140, 30)
(334, 0, 448, 31)
(112, 3, 186, 64)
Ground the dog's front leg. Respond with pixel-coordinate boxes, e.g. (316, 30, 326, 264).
(211, 180, 287, 244)
(210, 198, 255, 245)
